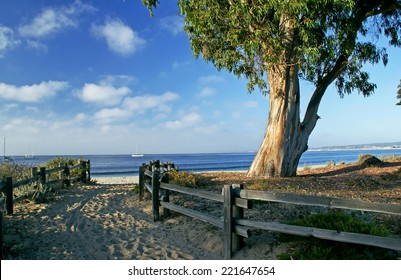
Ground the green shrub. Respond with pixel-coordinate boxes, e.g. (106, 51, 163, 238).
(43, 157, 82, 180)
(168, 170, 210, 188)
(0, 157, 84, 202)
(278, 211, 398, 260)
(0, 161, 32, 182)
(290, 212, 388, 235)
(379, 154, 401, 162)
(357, 154, 383, 166)
(1, 161, 33, 199)
(132, 183, 140, 194)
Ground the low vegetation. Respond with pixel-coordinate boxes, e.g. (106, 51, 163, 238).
(200, 155, 401, 259)
(168, 170, 211, 188)
(44, 157, 83, 180)
(357, 154, 383, 166)
(1, 157, 83, 203)
(1, 161, 33, 199)
(278, 211, 398, 260)
(0, 161, 31, 182)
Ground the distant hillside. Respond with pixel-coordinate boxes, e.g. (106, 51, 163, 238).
(314, 141, 401, 150)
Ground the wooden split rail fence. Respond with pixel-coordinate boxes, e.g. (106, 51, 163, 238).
(0, 160, 90, 259)
(139, 160, 401, 259)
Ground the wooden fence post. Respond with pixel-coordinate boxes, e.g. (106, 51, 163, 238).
(58, 163, 62, 180)
(151, 166, 160, 222)
(223, 184, 233, 259)
(232, 184, 245, 252)
(5, 177, 13, 215)
(87, 160, 91, 182)
(139, 163, 146, 201)
(32, 167, 38, 188)
(63, 163, 70, 187)
(39, 167, 46, 189)
(80, 160, 87, 183)
(161, 172, 170, 218)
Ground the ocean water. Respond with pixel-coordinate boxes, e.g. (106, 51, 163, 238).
(5, 149, 401, 177)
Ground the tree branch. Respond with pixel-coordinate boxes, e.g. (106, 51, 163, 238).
(364, 0, 401, 17)
(301, 54, 348, 133)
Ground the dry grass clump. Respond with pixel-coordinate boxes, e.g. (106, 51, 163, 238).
(1, 161, 34, 199)
(0, 161, 32, 182)
(168, 170, 212, 188)
(278, 211, 398, 260)
(357, 154, 384, 166)
(1, 157, 82, 202)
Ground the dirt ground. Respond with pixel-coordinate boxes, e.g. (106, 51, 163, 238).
(2, 159, 401, 260)
(201, 160, 401, 204)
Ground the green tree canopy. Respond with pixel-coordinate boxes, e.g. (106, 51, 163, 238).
(144, 0, 401, 177)
(145, 0, 400, 94)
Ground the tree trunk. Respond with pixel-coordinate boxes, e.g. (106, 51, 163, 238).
(247, 15, 349, 178)
(248, 64, 308, 177)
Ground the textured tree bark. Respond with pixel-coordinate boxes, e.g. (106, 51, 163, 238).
(247, 15, 351, 178)
(248, 16, 310, 177)
(247, 57, 346, 177)
(247, 63, 308, 177)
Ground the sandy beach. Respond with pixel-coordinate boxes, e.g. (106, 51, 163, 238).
(3, 159, 401, 260)
(3, 175, 282, 260)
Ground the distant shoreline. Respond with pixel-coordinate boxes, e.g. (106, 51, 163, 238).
(309, 146, 401, 152)
(4, 148, 401, 179)
(91, 163, 328, 182)
(4, 145, 401, 157)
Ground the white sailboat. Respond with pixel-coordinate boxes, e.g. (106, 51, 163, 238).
(3, 137, 13, 162)
(132, 145, 144, 157)
(24, 144, 35, 159)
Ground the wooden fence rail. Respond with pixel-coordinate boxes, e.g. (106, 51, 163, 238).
(139, 160, 401, 259)
(0, 159, 90, 259)
(0, 159, 90, 216)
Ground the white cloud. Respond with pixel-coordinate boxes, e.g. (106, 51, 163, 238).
(18, 0, 95, 38)
(198, 75, 225, 85)
(2, 103, 19, 112)
(26, 106, 39, 113)
(19, 9, 75, 37)
(26, 40, 48, 53)
(231, 111, 241, 118)
(213, 110, 221, 117)
(0, 25, 20, 57)
(74, 113, 87, 122)
(0, 81, 68, 102)
(78, 83, 131, 106)
(159, 16, 184, 35)
(91, 19, 145, 56)
(123, 91, 179, 113)
(194, 124, 221, 134)
(165, 112, 202, 129)
(2, 117, 44, 134)
(172, 60, 191, 70)
(88, 91, 179, 124)
(197, 87, 217, 98)
(101, 74, 137, 86)
(93, 108, 130, 123)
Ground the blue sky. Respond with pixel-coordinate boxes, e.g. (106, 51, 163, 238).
(0, 0, 400, 156)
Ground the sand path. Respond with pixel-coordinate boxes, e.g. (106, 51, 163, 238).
(3, 180, 225, 260)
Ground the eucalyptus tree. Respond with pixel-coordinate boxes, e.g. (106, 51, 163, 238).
(144, 0, 401, 177)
